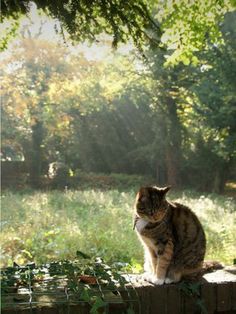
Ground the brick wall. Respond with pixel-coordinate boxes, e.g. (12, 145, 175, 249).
(134, 269, 236, 314)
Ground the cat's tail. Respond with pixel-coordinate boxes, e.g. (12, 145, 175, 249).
(201, 260, 224, 273)
(182, 260, 224, 281)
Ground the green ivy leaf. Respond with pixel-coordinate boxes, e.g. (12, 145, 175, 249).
(80, 287, 91, 303)
(90, 297, 107, 314)
(127, 307, 136, 314)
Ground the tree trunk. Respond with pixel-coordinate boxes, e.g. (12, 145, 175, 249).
(29, 120, 44, 188)
(212, 161, 230, 193)
(165, 96, 182, 187)
(165, 145, 179, 187)
(156, 163, 166, 186)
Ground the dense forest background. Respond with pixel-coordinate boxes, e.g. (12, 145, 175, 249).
(1, 2, 236, 193)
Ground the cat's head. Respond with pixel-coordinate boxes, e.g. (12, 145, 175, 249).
(135, 186, 170, 223)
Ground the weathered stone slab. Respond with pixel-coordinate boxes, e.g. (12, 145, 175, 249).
(202, 267, 236, 283)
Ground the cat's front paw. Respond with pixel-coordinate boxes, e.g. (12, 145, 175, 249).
(150, 277, 165, 285)
(142, 272, 152, 282)
(141, 273, 165, 285)
(164, 272, 181, 284)
(164, 277, 175, 284)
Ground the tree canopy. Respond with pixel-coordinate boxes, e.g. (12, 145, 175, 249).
(1, 0, 160, 50)
(1, 0, 235, 64)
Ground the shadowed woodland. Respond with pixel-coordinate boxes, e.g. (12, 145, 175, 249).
(1, 1, 236, 193)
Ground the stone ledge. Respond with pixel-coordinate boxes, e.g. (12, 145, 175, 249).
(130, 267, 236, 314)
(2, 267, 236, 314)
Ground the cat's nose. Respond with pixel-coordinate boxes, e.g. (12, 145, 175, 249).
(151, 212, 158, 219)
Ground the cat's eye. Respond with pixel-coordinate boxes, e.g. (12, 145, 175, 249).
(138, 206, 145, 211)
(140, 196, 147, 202)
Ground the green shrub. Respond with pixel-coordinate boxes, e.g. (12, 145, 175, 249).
(48, 162, 71, 188)
(74, 171, 155, 190)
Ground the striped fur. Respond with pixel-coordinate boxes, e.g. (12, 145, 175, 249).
(134, 186, 206, 285)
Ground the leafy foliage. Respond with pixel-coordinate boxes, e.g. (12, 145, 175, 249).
(1, 257, 132, 314)
(1, 0, 235, 65)
(154, 0, 235, 65)
(191, 12, 236, 161)
(1, 0, 160, 50)
(179, 281, 207, 314)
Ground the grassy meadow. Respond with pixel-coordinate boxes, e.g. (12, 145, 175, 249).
(1, 185, 236, 269)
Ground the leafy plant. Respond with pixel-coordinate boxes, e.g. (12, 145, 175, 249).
(1, 257, 134, 314)
(179, 281, 207, 314)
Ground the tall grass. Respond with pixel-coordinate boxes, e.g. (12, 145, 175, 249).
(1, 188, 235, 268)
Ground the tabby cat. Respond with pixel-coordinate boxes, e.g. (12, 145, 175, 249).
(134, 186, 206, 285)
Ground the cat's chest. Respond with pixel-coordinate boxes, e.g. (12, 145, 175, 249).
(135, 218, 159, 252)
(135, 218, 149, 233)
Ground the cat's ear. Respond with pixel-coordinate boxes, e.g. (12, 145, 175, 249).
(138, 187, 149, 197)
(155, 186, 171, 195)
